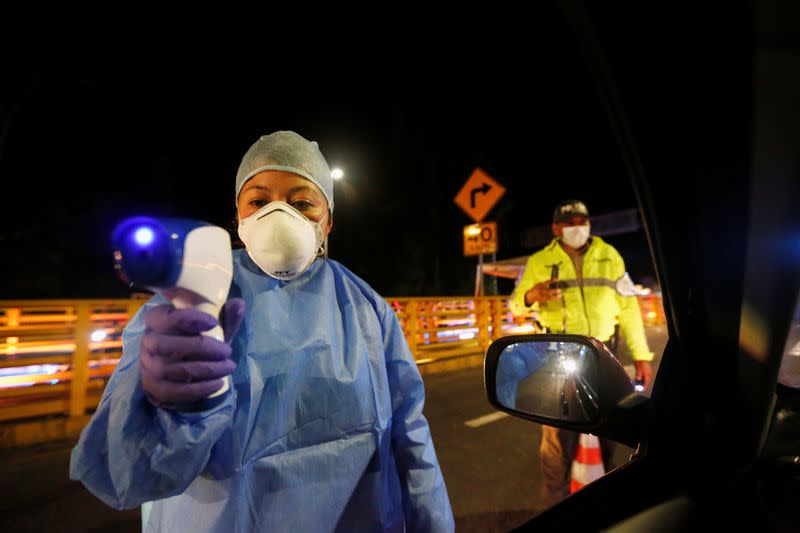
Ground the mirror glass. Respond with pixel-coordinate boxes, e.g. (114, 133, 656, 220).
(494, 340, 601, 423)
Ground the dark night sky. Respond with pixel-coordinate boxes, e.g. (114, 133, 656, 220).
(0, 3, 653, 299)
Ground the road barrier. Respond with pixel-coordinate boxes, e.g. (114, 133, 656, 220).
(0, 294, 664, 447)
(389, 296, 539, 367)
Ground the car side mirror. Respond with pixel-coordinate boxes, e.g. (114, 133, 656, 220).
(484, 334, 652, 448)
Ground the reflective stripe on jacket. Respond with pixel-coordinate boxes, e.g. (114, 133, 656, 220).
(510, 236, 653, 361)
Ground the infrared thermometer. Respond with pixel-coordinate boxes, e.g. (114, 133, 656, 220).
(112, 216, 234, 397)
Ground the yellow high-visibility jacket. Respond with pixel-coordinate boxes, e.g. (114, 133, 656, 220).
(510, 236, 653, 361)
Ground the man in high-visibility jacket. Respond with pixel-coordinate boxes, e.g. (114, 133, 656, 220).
(510, 199, 653, 508)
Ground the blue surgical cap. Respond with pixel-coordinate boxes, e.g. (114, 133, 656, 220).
(235, 131, 334, 212)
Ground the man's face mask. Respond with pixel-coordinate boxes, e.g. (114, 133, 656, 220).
(561, 224, 591, 249)
(238, 201, 326, 280)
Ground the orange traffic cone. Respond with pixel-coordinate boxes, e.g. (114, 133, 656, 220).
(570, 433, 605, 493)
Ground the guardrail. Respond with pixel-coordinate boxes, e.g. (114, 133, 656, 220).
(0, 294, 664, 446)
(389, 296, 539, 364)
(0, 300, 145, 425)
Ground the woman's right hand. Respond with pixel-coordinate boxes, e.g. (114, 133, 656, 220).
(139, 299, 245, 409)
(525, 280, 562, 306)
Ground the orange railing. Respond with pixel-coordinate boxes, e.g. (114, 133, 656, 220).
(0, 294, 664, 446)
(387, 296, 540, 364)
(638, 293, 667, 327)
(0, 299, 146, 425)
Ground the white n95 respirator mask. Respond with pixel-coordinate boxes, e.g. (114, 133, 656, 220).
(238, 201, 326, 280)
(561, 224, 591, 249)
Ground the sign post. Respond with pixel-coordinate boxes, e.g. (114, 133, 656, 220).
(454, 168, 506, 297)
(475, 254, 484, 298)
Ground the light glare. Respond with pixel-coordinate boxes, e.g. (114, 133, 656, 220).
(561, 358, 579, 373)
(466, 225, 481, 236)
(134, 227, 155, 246)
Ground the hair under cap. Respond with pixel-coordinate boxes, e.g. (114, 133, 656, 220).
(235, 131, 334, 212)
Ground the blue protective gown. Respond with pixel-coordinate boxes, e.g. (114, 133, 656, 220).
(494, 342, 550, 409)
(70, 251, 455, 532)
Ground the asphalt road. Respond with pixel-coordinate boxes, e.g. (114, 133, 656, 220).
(0, 326, 667, 532)
(0, 440, 141, 532)
(423, 366, 551, 532)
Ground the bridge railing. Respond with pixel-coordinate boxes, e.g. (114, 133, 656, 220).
(0, 294, 664, 446)
(0, 299, 146, 426)
(388, 296, 539, 364)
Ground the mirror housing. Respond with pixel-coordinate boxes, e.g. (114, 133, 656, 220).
(485, 334, 652, 448)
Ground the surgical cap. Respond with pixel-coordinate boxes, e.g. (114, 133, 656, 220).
(235, 131, 334, 212)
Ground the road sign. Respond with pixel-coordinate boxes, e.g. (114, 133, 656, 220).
(463, 222, 498, 256)
(454, 168, 506, 222)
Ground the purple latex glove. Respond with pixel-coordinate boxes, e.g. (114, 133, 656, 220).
(140, 298, 246, 409)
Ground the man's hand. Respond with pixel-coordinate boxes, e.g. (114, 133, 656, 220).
(525, 280, 563, 306)
(634, 360, 652, 389)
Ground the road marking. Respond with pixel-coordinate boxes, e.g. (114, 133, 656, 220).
(464, 411, 509, 428)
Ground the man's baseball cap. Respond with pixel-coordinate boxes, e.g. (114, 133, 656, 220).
(553, 199, 590, 223)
